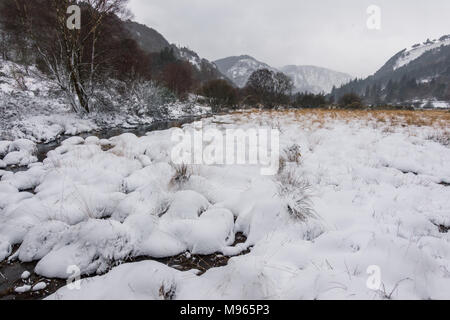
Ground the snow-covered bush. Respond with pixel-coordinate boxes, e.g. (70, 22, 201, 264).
(170, 163, 192, 188)
(9, 65, 27, 91)
(277, 166, 315, 221)
(283, 144, 302, 164)
(1, 138, 37, 166)
(128, 80, 175, 118)
(426, 131, 450, 147)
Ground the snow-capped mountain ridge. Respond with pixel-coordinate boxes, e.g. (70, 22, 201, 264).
(280, 65, 352, 94)
(215, 55, 352, 94)
(124, 20, 228, 83)
(394, 35, 450, 70)
(331, 34, 450, 107)
(214, 55, 277, 88)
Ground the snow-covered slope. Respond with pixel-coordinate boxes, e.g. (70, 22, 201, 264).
(280, 65, 352, 94)
(332, 34, 450, 106)
(394, 35, 450, 70)
(122, 20, 229, 83)
(175, 46, 229, 83)
(123, 20, 171, 54)
(214, 55, 278, 88)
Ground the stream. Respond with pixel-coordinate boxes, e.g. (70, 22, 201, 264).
(0, 115, 218, 300)
(35, 116, 207, 162)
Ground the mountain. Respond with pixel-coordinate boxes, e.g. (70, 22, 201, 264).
(124, 20, 171, 53)
(392, 36, 450, 71)
(280, 65, 352, 94)
(215, 55, 352, 93)
(214, 55, 278, 88)
(372, 35, 450, 83)
(332, 35, 450, 106)
(175, 46, 230, 83)
(124, 20, 228, 83)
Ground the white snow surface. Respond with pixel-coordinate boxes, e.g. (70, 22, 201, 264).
(32, 282, 47, 291)
(0, 111, 449, 300)
(422, 100, 450, 109)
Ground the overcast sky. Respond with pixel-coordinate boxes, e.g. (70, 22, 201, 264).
(128, 0, 450, 78)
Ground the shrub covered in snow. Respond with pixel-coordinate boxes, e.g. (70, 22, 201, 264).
(127, 80, 175, 118)
(0, 138, 37, 167)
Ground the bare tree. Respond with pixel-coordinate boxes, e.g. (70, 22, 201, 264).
(9, 0, 130, 113)
(160, 61, 194, 99)
(246, 69, 274, 106)
(245, 69, 293, 107)
(273, 72, 293, 104)
(0, 31, 8, 60)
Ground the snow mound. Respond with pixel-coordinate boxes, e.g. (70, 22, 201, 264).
(0, 139, 37, 166)
(35, 219, 135, 278)
(47, 260, 181, 300)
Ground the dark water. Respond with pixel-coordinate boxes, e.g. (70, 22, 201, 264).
(1, 115, 206, 172)
(0, 251, 65, 300)
(0, 234, 249, 300)
(35, 115, 206, 162)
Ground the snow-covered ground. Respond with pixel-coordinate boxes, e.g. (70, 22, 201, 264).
(1, 109, 449, 300)
(421, 100, 450, 109)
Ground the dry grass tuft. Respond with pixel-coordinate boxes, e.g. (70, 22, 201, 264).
(283, 144, 302, 164)
(159, 283, 176, 300)
(170, 163, 192, 187)
(426, 131, 450, 147)
(277, 168, 315, 221)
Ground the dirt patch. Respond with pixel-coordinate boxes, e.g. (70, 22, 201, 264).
(100, 144, 114, 152)
(2, 165, 29, 173)
(399, 170, 419, 176)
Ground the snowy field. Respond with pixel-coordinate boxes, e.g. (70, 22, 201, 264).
(0, 109, 449, 300)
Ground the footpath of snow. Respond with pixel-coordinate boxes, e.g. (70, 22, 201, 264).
(1, 110, 449, 300)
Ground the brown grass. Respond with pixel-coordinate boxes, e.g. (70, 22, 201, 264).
(230, 108, 450, 130)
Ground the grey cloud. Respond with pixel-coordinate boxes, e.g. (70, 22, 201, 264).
(128, 0, 450, 77)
